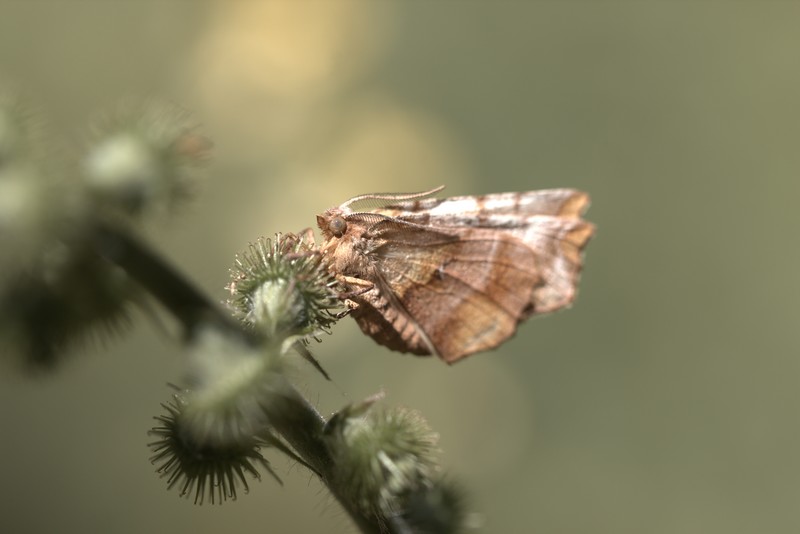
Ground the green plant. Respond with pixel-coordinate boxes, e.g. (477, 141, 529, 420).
(0, 95, 466, 534)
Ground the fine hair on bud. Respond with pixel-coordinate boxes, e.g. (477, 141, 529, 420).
(181, 325, 285, 447)
(400, 476, 469, 534)
(148, 395, 280, 505)
(0, 237, 139, 369)
(324, 398, 463, 527)
(82, 99, 209, 218)
(227, 232, 342, 339)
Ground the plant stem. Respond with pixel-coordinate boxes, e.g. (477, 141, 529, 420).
(90, 220, 408, 533)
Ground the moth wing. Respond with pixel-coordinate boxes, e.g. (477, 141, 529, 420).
(363, 221, 541, 362)
(385, 190, 593, 315)
(513, 216, 594, 314)
(381, 189, 590, 219)
(474, 189, 590, 218)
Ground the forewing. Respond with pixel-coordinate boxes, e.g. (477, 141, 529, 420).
(379, 189, 590, 222)
(362, 220, 541, 362)
(380, 190, 594, 315)
(516, 216, 594, 313)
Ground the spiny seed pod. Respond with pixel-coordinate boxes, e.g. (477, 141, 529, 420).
(148, 393, 279, 505)
(0, 89, 45, 165)
(227, 231, 342, 341)
(0, 91, 58, 283)
(0, 92, 145, 370)
(181, 326, 285, 447)
(324, 397, 462, 532)
(83, 99, 210, 218)
(0, 232, 139, 369)
(400, 476, 469, 534)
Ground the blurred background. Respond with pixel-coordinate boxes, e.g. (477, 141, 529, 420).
(1, 1, 799, 533)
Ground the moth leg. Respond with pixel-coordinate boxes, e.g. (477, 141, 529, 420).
(332, 276, 374, 318)
(336, 276, 375, 299)
(270, 229, 321, 262)
(283, 249, 320, 261)
(341, 275, 373, 287)
(295, 227, 316, 243)
(335, 299, 360, 319)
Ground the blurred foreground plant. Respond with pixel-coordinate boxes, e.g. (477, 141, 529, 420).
(0, 94, 466, 533)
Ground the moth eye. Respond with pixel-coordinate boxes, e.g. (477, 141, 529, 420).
(329, 216, 347, 237)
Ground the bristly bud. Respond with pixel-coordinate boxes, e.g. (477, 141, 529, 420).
(181, 326, 284, 447)
(0, 244, 138, 368)
(227, 231, 342, 341)
(0, 91, 55, 282)
(148, 393, 280, 505)
(83, 99, 210, 218)
(0, 92, 140, 369)
(400, 476, 470, 534)
(323, 396, 468, 529)
(0, 89, 45, 166)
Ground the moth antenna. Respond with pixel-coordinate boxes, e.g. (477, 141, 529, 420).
(345, 213, 456, 242)
(344, 212, 398, 230)
(345, 212, 394, 222)
(346, 212, 448, 237)
(340, 185, 445, 210)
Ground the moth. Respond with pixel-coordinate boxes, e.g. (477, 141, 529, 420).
(316, 186, 594, 363)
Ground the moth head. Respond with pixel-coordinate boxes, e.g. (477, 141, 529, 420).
(317, 209, 348, 239)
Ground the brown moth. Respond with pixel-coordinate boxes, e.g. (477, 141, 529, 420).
(316, 186, 594, 363)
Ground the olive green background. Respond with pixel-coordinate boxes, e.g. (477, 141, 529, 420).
(1, 2, 798, 533)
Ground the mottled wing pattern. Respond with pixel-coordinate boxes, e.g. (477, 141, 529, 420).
(378, 190, 594, 314)
(355, 219, 541, 362)
(320, 188, 594, 363)
(378, 189, 587, 219)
